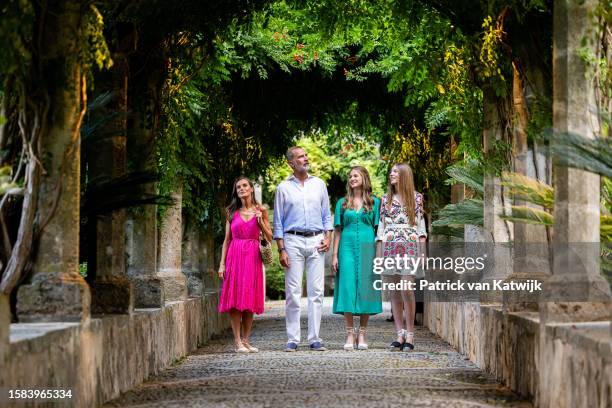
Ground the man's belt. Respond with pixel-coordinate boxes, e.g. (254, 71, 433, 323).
(286, 230, 323, 237)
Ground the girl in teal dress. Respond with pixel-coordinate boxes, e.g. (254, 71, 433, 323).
(332, 166, 382, 351)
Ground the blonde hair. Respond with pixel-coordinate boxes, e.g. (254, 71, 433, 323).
(386, 163, 416, 225)
(342, 166, 374, 213)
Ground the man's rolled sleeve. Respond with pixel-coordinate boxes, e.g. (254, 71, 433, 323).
(320, 182, 333, 231)
(273, 187, 285, 239)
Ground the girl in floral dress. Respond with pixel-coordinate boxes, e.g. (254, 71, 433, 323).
(376, 163, 427, 351)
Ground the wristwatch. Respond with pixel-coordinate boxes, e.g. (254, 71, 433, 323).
(278, 247, 287, 253)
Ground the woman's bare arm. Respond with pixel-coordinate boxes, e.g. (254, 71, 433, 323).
(258, 207, 273, 242)
(218, 219, 232, 278)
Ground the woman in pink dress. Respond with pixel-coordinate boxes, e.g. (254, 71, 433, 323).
(218, 176, 272, 353)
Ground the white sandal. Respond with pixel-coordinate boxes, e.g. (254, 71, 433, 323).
(356, 327, 368, 350)
(343, 327, 355, 351)
(235, 341, 250, 353)
(242, 340, 259, 353)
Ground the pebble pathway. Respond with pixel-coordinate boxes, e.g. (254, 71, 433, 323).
(105, 298, 531, 408)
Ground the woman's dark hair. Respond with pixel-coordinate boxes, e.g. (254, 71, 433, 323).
(225, 176, 260, 220)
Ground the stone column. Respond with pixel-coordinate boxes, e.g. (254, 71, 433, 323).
(125, 63, 165, 308)
(0, 294, 9, 376)
(503, 66, 551, 313)
(182, 217, 203, 297)
(89, 38, 134, 315)
(157, 188, 187, 301)
(16, 1, 90, 322)
(126, 204, 163, 307)
(541, 0, 611, 321)
(481, 87, 512, 304)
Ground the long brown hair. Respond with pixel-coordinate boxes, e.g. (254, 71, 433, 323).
(386, 163, 416, 225)
(225, 176, 260, 220)
(342, 166, 374, 212)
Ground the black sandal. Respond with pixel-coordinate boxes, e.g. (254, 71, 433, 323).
(402, 332, 415, 351)
(389, 330, 405, 351)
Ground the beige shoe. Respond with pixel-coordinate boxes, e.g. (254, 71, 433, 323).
(235, 341, 250, 353)
(242, 340, 259, 353)
(356, 327, 368, 350)
(343, 327, 355, 351)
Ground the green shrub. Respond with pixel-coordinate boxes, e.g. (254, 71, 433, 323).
(265, 241, 286, 300)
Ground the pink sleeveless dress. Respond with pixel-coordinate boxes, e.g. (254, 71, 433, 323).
(218, 211, 264, 314)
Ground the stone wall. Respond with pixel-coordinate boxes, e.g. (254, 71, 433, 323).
(1, 291, 229, 407)
(424, 301, 611, 406)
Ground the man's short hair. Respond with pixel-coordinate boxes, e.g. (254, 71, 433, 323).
(286, 146, 304, 161)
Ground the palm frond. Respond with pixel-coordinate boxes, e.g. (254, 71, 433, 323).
(500, 205, 554, 226)
(547, 130, 612, 178)
(444, 159, 484, 194)
(432, 198, 484, 227)
(83, 171, 174, 216)
(501, 171, 554, 210)
(601, 214, 612, 242)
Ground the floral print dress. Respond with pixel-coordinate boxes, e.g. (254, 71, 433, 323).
(376, 193, 427, 275)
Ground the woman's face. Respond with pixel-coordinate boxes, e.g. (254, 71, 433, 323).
(348, 169, 363, 189)
(235, 179, 253, 199)
(389, 166, 399, 186)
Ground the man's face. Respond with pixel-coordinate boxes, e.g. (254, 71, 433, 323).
(289, 148, 309, 173)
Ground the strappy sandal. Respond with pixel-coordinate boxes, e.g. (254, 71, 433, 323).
(403, 331, 415, 351)
(242, 340, 259, 353)
(343, 327, 355, 351)
(389, 329, 405, 351)
(356, 327, 368, 350)
(235, 341, 250, 353)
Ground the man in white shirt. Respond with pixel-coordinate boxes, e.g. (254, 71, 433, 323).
(273, 146, 333, 351)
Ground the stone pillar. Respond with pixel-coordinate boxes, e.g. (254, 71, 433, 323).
(126, 204, 163, 307)
(16, 1, 90, 322)
(541, 0, 611, 321)
(481, 87, 512, 304)
(125, 61, 165, 308)
(89, 39, 134, 315)
(157, 188, 187, 301)
(503, 67, 551, 313)
(182, 217, 203, 297)
(0, 294, 9, 378)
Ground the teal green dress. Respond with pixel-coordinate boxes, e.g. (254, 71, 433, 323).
(332, 197, 382, 315)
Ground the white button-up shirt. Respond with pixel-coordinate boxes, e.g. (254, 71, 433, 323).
(273, 174, 333, 239)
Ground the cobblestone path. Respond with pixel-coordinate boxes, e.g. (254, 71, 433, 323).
(105, 299, 531, 408)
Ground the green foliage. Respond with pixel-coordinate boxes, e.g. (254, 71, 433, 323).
(264, 131, 386, 203)
(79, 262, 88, 278)
(501, 171, 554, 210)
(445, 159, 485, 194)
(265, 241, 286, 300)
(431, 198, 484, 228)
(500, 206, 553, 226)
(549, 131, 612, 179)
(0, 165, 18, 195)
